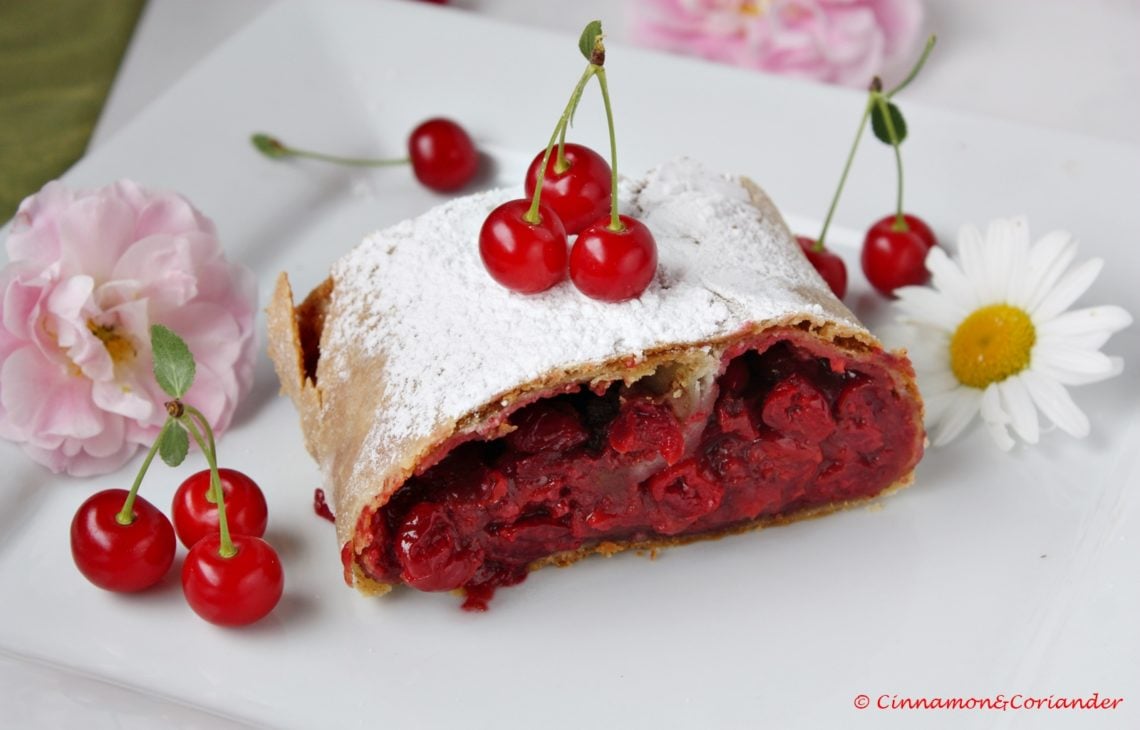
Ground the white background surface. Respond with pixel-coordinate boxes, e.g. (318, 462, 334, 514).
(4, 1, 1139, 728)
(94, 0, 1140, 147)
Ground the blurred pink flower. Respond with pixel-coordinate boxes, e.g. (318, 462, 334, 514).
(631, 0, 924, 88)
(0, 180, 257, 477)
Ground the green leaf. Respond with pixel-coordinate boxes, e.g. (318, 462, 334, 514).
(158, 422, 189, 467)
(578, 20, 604, 64)
(150, 324, 196, 398)
(251, 133, 289, 159)
(871, 100, 908, 146)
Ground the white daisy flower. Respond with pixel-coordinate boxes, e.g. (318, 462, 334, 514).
(891, 216, 1131, 451)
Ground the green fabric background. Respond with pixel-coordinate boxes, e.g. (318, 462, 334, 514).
(0, 0, 145, 223)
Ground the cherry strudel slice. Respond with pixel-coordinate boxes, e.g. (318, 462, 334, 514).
(267, 159, 925, 609)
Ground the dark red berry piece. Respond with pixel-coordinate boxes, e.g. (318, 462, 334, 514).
(760, 373, 837, 443)
(395, 502, 481, 592)
(407, 118, 478, 192)
(524, 143, 612, 234)
(479, 199, 568, 293)
(71, 489, 176, 592)
(171, 468, 268, 548)
(608, 399, 684, 465)
(646, 461, 724, 535)
(869, 213, 937, 250)
(506, 401, 588, 454)
(796, 236, 848, 300)
(182, 534, 284, 626)
(314, 488, 335, 523)
(569, 215, 657, 302)
(861, 224, 931, 296)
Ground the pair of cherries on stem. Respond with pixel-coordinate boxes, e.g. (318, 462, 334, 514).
(69, 326, 283, 627)
(799, 36, 939, 299)
(799, 213, 936, 300)
(480, 145, 657, 302)
(478, 21, 658, 303)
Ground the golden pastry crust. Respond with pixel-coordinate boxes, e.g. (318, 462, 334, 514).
(266, 163, 924, 596)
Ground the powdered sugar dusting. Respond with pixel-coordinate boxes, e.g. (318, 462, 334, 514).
(319, 159, 860, 477)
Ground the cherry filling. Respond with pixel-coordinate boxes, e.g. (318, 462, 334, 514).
(358, 338, 921, 609)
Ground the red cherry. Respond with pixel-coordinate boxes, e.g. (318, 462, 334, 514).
(407, 118, 478, 192)
(868, 213, 937, 250)
(524, 144, 612, 234)
(505, 401, 588, 454)
(796, 236, 848, 300)
(171, 468, 268, 549)
(479, 199, 568, 293)
(182, 534, 284, 626)
(71, 489, 175, 592)
(395, 502, 480, 591)
(861, 224, 931, 296)
(569, 215, 658, 302)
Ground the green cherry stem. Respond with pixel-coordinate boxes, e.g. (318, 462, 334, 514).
(115, 420, 171, 525)
(873, 92, 908, 230)
(525, 65, 597, 225)
(251, 133, 410, 167)
(184, 404, 219, 504)
(182, 412, 236, 559)
(594, 66, 622, 232)
(555, 113, 571, 174)
(886, 35, 937, 99)
(815, 99, 872, 251)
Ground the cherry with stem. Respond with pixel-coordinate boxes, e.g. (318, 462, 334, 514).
(525, 64, 598, 228)
(523, 61, 613, 235)
(481, 27, 612, 293)
(569, 24, 658, 302)
(176, 398, 283, 626)
(861, 36, 939, 296)
(251, 117, 479, 193)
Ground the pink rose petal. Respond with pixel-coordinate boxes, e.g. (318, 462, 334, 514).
(0, 180, 258, 476)
(631, 0, 923, 88)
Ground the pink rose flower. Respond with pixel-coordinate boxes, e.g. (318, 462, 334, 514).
(630, 0, 924, 88)
(0, 180, 257, 477)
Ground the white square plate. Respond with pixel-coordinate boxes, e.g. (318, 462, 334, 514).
(2, 2, 1137, 728)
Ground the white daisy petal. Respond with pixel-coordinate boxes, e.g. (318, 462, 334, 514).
(980, 384, 1015, 450)
(1046, 331, 1119, 352)
(932, 387, 982, 447)
(1021, 369, 1090, 438)
(997, 376, 1039, 444)
(1024, 231, 1078, 311)
(1033, 344, 1119, 383)
(894, 286, 964, 330)
(1003, 218, 1032, 308)
(985, 418, 1016, 451)
(890, 325, 949, 370)
(980, 383, 1008, 424)
(1038, 305, 1133, 340)
(917, 367, 961, 397)
(925, 247, 978, 311)
(923, 391, 956, 424)
(956, 223, 990, 302)
(1035, 360, 1123, 387)
(982, 218, 1021, 303)
(1032, 258, 1104, 322)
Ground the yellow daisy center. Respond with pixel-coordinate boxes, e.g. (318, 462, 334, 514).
(88, 320, 137, 365)
(949, 304, 1036, 388)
